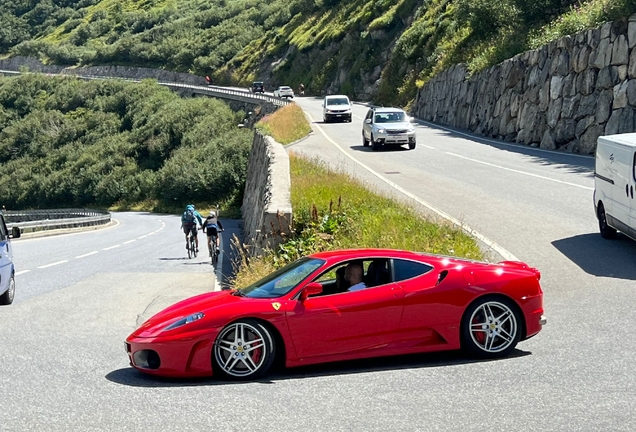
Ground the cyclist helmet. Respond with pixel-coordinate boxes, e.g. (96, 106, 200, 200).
(186, 204, 195, 211)
(209, 211, 216, 217)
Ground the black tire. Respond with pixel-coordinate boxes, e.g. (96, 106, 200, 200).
(193, 238, 198, 258)
(598, 203, 617, 239)
(461, 296, 522, 359)
(362, 132, 369, 147)
(348, 115, 352, 122)
(324, 116, 329, 123)
(187, 241, 192, 259)
(0, 274, 15, 306)
(371, 135, 380, 151)
(213, 319, 276, 380)
(409, 142, 416, 150)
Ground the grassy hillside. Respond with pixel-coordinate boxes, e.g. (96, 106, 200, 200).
(2, 0, 636, 106)
(0, 74, 251, 211)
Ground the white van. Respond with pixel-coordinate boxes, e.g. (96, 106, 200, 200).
(322, 95, 352, 123)
(594, 133, 636, 240)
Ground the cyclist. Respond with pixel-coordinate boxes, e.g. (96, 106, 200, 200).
(181, 204, 203, 252)
(202, 210, 224, 256)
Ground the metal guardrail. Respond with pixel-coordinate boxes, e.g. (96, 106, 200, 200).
(4, 209, 111, 233)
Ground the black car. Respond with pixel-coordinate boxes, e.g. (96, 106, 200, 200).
(251, 81, 265, 93)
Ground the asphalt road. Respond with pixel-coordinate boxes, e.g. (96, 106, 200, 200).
(1, 95, 635, 431)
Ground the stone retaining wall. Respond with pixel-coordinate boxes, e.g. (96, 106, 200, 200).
(241, 132, 292, 256)
(414, 15, 636, 154)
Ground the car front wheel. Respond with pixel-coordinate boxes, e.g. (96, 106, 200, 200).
(0, 274, 15, 305)
(362, 132, 369, 146)
(461, 297, 521, 358)
(371, 134, 380, 151)
(213, 319, 275, 380)
(409, 142, 416, 150)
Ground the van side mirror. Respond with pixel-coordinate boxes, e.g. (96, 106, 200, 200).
(365, 119, 372, 124)
(11, 227, 20, 239)
(300, 282, 323, 301)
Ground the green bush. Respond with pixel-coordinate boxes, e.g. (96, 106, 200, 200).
(0, 74, 253, 210)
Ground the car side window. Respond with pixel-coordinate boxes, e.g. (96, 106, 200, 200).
(393, 259, 433, 283)
(633, 151, 636, 182)
(0, 216, 7, 241)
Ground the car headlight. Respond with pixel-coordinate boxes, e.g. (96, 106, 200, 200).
(163, 312, 204, 331)
(407, 127, 415, 133)
(377, 128, 386, 134)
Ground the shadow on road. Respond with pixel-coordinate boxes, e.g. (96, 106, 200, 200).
(350, 145, 410, 152)
(552, 233, 636, 280)
(415, 119, 595, 176)
(106, 349, 530, 387)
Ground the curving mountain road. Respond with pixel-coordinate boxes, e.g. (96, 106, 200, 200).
(1, 88, 635, 431)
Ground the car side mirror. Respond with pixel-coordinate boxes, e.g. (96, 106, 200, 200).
(300, 282, 323, 301)
(409, 117, 416, 123)
(365, 119, 372, 124)
(10, 227, 20, 239)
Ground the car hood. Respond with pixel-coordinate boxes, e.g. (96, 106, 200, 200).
(376, 121, 412, 129)
(131, 290, 238, 338)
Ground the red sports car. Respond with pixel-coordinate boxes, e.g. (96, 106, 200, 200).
(125, 249, 545, 379)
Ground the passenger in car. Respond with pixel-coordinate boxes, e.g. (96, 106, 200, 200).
(345, 262, 367, 292)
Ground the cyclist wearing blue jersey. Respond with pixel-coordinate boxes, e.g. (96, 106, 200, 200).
(181, 204, 203, 252)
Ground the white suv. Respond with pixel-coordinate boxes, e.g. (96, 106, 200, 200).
(273, 86, 294, 99)
(0, 212, 20, 305)
(322, 95, 352, 123)
(362, 107, 416, 151)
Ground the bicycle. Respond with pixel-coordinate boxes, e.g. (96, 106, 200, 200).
(208, 233, 219, 265)
(187, 229, 198, 259)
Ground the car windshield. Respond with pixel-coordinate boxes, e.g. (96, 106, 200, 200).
(280, 86, 291, 91)
(238, 257, 325, 298)
(327, 98, 349, 105)
(253, 82, 263, 86)
(375, 111, 406, 123)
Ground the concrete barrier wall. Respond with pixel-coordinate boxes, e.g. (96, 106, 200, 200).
(414, 15, 636, 154)
(241, 132, 292, 256)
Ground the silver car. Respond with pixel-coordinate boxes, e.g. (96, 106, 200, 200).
(0, 212, 20, 305)
(362, 107, 416, 151)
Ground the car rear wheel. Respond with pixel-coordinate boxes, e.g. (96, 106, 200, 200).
(0, 274, 15, 305)
(461, 297, 521, 358)
(598, 203, 617, 239)
(213, 319, 275, 380)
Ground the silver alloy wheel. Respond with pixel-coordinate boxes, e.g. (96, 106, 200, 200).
(7, 276, 15, 304)
(468, 301, 518, 353)
(214, 321, 268, 377)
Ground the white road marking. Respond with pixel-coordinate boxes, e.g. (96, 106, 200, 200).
(38, 260, 69, 269)
(137, 235, 147, 239)
(421, 144, 436, 150)
(103, 245, 121, 251)
(446, 152, 594, 190)
(76, 251, 98, 259)
(123, 240, 136, 244)
(15, 270, 30, 276)
(304, 112, 519, 262)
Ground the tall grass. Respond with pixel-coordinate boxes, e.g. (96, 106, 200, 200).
(231, 154, 483, 288)
(255, 103, 311, 145)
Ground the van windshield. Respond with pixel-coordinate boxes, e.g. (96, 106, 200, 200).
(327, 98, 349, 105)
